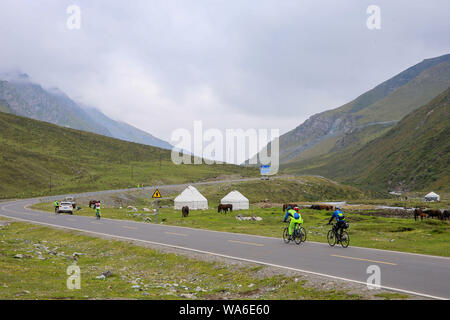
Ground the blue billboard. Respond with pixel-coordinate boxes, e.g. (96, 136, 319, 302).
(260, 165, 270, 175)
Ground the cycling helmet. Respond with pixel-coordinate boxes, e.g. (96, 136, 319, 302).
(294, 206, 299, 211)
(294, 212, 300, 219)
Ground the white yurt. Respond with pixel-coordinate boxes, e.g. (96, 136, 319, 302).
(424, 192, 440, 202)
(220, 190, 249, 210)
(174, 185, 208, 210)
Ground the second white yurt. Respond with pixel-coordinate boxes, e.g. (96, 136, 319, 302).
(424, 192, 440, 202)
(220, 190, 249, 210)
(174, 185, 208, 210)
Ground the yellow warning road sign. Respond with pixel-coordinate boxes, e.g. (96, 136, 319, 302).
(152, 189, 162, 198)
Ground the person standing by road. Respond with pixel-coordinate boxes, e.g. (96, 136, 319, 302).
(54, 200, 59, 213)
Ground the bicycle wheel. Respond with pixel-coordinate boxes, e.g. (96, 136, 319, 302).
(340, 231, 350, 248)
(327, 230, 336, 246)
(300, 227, 307, 242)
(283, 227, 290, 243)
(294, 228, 302, 244)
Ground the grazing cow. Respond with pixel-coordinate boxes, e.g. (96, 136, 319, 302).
(310, 204, 334, 211)
(283, 204, 298, 212)
(425, 209, 443, 220)
(442, 210, 450, 221)
(181, 206, 189, 218)
(89, 200, 98, 208)
(414, 208, 427, 221)
(218, 204, 233, 213)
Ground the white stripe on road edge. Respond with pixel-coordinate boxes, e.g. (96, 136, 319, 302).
(0, 213, 446, 300)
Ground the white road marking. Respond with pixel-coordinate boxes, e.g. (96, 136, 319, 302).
(165, 231, 188, 237)
(228, 240, 264, 247)
(331, 254, 397, 266)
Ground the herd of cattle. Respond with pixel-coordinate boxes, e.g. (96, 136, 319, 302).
(282, 203, 335, 211)
(414, 208, 450, 221)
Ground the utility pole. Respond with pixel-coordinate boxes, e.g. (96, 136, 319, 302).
(49, 175, 52, 193)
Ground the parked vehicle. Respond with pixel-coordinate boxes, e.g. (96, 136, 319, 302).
(64, 197, 76, 209)
(58, 202, 74, 214)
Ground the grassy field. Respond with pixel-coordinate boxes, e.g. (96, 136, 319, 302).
(33, 201, 450, 257)
(0, 218, 379, 300)
(128, 175, 366, 207)
(0, 111, 257, 199)
(194, 176, 367, 204)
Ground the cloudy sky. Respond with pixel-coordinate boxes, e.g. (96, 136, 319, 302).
(0, 0, 449, 146)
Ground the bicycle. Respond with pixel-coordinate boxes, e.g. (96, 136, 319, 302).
(283, 222, 307, 244)
(95, 210, 101, 220)
(327, 223, 349, 248)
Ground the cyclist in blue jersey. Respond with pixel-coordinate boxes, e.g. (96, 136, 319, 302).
(327, 207, 347, 239)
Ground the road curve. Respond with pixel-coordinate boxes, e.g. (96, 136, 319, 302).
(0, 184, 449, 300)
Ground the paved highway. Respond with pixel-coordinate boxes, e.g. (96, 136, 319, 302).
(0, 185, 449, 300)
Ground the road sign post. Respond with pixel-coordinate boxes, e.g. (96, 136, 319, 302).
(155, 200, 159, 224)
(152, 189, 162, 224)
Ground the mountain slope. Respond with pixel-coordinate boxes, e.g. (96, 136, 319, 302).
(0, 110, 256, 199)
(253, 54, 450, 165)
(80, 105, 172, 150)
(0, 72, 171, 149)
(0, 78, 112, 136)
(284, 87, 450, 192)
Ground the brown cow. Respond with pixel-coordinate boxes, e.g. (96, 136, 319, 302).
(89, 200, 98, 208)
(311, 204, 334, 211)
(181, 206, 189, 217)
(425, 209, 443, 220)
(414, 208, 427, 221)
(218, 204, 233, 213)
(443, 210, 450, 221)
